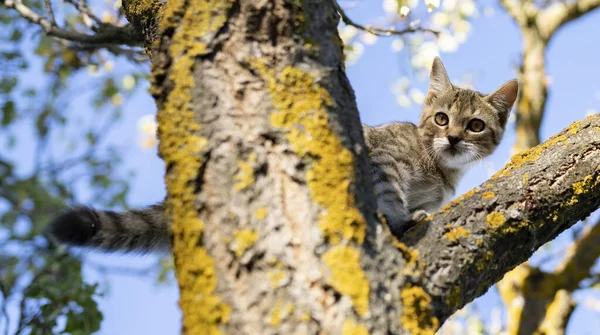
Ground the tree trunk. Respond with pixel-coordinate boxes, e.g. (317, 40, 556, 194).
(148, 0, 385, 333)
(514, 28, 548, 153)
(122, 0, 600, 333)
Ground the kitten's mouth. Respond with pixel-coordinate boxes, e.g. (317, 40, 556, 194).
(444, 147, 462, 156)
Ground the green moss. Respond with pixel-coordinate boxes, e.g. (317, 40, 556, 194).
(400, 285, 440, 335)
(475, 251, 493, 271)
(445, 285, 461, 310)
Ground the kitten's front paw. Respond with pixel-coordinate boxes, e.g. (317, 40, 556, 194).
(411, 210, 430, 223)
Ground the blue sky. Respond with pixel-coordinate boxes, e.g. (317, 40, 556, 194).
(7, 1, 600, 334)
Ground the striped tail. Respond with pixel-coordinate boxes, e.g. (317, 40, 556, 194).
(46, 203, 170, 253)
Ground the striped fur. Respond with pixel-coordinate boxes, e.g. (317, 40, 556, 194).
(363, 57, 518, 236)
(46, 57, 518, 251)
(46, 203, 170, 253)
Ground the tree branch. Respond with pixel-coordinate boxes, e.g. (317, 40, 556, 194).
(538, 0, 600, 39)
(3, 0, 144, 46)
(537, 290, 575, 335)
(553, 218, 600, 290)
(63, 0, 103, 26)
(334, 0, 438, 37)
(499, 0, 531, 26)
(401, 115, 600, 323)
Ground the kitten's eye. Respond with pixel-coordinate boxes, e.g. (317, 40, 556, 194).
(468, 119, 485, 132)
(434, 112, 448, 126)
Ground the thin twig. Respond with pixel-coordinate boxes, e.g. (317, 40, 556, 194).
(43, 0, 56, 25)
(3, 0, 143, 46)
(334, 1, 438, 37)
(84, 259, 161, 278)
(1, 293, 10, 335)
(63, 0, 102, 25)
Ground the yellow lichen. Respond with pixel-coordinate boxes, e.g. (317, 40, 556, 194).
(342, 319, 370, 335)
(485, 212, 527, 234)
(522, 173, 529, 185)
(269, 301, 295, 327)
(572, 174, 600, 195)
(485, 212, 506, 230)
(234, 153, 257, 191)
(400, 286, 440, 335)
(231, 229, 259, 257)
(267, 269, 286, 288)
(443, 226, 471, 243)
(482, 191, 496, 200)
(250, 59, 367, 244)
(153, 1, 234, 333)
(299, 312, 311, 322)
(254, 207, 268, 219)
(322, 245, 370, 316)
(559, 174, 600, 209)
(567, 121, 582, 135)
(492, 135, 568, 179)
(390, 231, 420, 268)
(441, 188, 478, 213)
(251, 59, 371, 320)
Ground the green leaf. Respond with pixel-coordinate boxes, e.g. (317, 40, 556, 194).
(1, 100, 16, 126)
(10, 28, 23, 41)
(0, 76, 17, 94)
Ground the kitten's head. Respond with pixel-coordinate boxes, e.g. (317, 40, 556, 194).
(418, 57, 518, 169)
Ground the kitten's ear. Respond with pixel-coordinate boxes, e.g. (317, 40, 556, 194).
(429, 57, 452, 97)
(486, 79, 519, 123)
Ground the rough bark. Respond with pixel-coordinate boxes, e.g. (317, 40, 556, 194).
(142, 0, 600, 333)
(148, 0, 387, 333)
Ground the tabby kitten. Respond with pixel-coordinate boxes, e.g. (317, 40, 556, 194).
(46, 57, 518, 252)
(364, 57, 518, 235)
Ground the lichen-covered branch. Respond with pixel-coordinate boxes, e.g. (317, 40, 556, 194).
(121, 0, 164, 50)
(401, 115, 600, 324)
(3, 0, 144, 46)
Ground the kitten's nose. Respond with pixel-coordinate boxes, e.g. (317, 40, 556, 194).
(447, 135, 462, 146)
